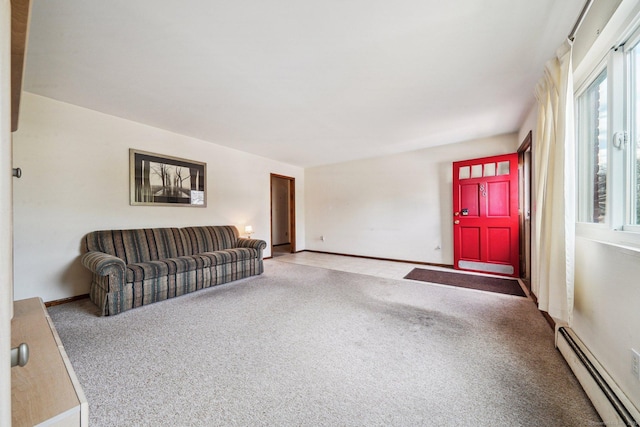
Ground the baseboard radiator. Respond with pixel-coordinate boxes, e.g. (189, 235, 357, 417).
(556, 326, 640, 426)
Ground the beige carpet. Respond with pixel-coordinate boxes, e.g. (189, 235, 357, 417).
(49, 259, 600, 426)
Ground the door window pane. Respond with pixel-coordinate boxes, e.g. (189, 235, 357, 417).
(483, 163, 496, 177)
(471, 164, 483, 178)
(459, 166, 470, 180)
(497, 161, 510, 175)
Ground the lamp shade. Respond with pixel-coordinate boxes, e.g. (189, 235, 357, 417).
(244, 225, 253, 234)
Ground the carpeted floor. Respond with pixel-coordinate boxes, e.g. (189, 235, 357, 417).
(49, 260, 600, 426)
(404, 268, 526, 297)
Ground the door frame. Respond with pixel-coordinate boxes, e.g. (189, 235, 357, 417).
(270, 174, 296, 254)
(517, 131, 532, 290)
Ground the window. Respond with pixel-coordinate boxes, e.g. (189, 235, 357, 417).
(576, 29, 640, 236)
(631, 42, 640, 225)
(577, 71, 607, 224)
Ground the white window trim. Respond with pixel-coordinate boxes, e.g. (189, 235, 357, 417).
(623, 29, 640, 230)
(576, 222, 640, 249)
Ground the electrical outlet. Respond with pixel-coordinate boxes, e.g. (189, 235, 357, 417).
(632, 349, 640, 380)
(320, 235, 325, 242)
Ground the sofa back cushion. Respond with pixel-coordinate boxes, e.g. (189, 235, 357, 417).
(84, 228, 190, 264)
(181, 226, 238, 254)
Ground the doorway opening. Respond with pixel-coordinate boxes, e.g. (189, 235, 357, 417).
(270, 174, 295, 257)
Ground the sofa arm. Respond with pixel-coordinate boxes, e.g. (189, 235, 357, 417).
(236, 238, 267, 252)
(80, 251, 126, 280)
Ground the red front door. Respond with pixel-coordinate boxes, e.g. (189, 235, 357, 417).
(453, 153, 519, 277)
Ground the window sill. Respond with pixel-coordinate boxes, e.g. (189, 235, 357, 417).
(576, 222, 640, 254)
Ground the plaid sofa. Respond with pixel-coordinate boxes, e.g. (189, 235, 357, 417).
(80, 226, 266, 316)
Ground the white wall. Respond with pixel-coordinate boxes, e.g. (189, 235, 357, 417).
(573, 238, 640, 407)
(12, 92, 305, 302)
(518, 104, 536, 146)
(305, 134, 518, 264)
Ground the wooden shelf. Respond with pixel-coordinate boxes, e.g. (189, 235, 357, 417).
(11, 298, 88, 426)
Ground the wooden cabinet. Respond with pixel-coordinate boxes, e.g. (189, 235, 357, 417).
(11, 298, 88, 426)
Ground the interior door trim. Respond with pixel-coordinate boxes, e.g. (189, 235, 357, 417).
(270, 173, 296, 254)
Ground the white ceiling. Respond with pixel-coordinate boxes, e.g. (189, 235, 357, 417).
(23, 0, 584, 167)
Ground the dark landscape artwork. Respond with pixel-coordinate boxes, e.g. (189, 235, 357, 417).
(130, 149, 206, 206)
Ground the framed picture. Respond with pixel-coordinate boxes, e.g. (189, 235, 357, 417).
(130, 149, 206, 207)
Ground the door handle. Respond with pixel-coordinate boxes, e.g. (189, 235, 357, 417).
(454, 220, 460, 225)
(11, 343, 29, 368)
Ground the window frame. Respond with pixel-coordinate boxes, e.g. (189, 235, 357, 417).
(623, 29, 640, 232)
(574, 25, 640, 250)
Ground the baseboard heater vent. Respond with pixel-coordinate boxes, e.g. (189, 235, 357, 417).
(556, 326, 640, 426)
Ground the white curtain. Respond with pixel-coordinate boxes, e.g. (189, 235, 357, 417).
(533, 40, 576, 325)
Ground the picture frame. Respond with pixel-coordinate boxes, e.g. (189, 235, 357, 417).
(130, 149, 206, 207)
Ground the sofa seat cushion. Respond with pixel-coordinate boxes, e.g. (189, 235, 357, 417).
(198, 248, 258, 265)
(125, 248, 258, 282)
(126, 260, 171, 283)
(164, 255, 208, 273)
